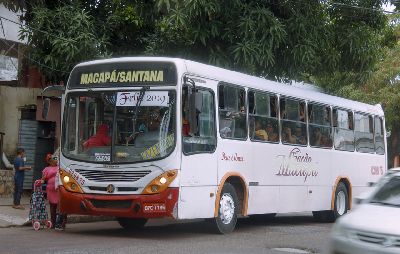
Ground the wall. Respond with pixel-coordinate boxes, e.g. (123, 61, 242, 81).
(0, 170, 14, 197)
(0, 86, 42, 155)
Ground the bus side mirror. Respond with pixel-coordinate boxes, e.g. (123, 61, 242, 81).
(42, 98, 51, 120)
(189, 92, 203, 135)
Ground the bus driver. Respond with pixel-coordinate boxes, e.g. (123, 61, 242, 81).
(83, 124, 111, 149)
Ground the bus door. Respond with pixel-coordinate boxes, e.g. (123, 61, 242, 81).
(179, 78, 218, 219)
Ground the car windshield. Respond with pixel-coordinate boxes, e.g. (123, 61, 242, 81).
(62, 90, 176, 163)
(369, 176, 400, 207)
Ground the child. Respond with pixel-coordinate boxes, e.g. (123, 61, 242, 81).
(13, 148, 32, 209)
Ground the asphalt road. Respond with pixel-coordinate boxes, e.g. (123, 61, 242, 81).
(0, 214, 333, 254)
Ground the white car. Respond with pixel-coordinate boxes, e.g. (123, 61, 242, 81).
(329, 169, 400, 254)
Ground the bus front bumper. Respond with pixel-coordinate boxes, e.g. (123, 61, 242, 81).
(59, 186, 179, 218)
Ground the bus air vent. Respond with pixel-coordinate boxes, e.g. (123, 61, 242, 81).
(75, 169, 151, 182)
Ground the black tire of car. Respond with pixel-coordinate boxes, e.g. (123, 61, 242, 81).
(312, 182, 348, 222)
(211, 183, 239, 234)
(117, 217, 148, 230)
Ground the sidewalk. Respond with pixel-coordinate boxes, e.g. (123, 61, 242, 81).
(0, 196, 114, 228)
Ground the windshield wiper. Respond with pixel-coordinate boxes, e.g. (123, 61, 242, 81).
(128, 87, 149, 143)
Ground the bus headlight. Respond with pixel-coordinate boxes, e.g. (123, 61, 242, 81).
(63, 175, 70, 183)
(59, 169, 84, 193)
(142, 170, 178, 194)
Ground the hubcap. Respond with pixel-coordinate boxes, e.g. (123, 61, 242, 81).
(219, 193, 235, 224)
(336, 191, 346, 215)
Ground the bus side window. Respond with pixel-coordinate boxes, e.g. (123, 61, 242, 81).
(248, 90, 279, 143)
(309, 103, 332, 148)
(182, 88, 216, 154)
(218, 84, 247, 140)
(333, 108, 354, 151)
(280, 97, 307, 145)
(354, 113, 374, 153)
(375, 116, 385, 155)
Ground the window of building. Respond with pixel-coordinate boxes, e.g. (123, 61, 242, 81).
(248, 90, 279, 143)
(280, 98, 307, 145)
(218, 84, 247, 140)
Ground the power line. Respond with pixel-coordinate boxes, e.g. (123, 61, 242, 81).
(0, 37, 69, 74)
(0, 15, 77, 43)
(0, 14, 73, 75)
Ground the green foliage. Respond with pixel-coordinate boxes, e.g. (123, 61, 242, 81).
(14, 0, 397, 87)
(19, 4, 108, 82)
(148, 0, 390, 82)
(328, 13, 400, 132)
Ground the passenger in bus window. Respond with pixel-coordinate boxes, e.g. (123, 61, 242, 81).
(83, 124, 111, 149)
(254, 119, 268, 141)
(294, 126, 306, 145)
(348, 113, 354, 130)
(321, 134, 332, 147)
(148, 108, 161, 131)
(182, 111, 190, 137)
(299, 103, 305, 122)
(266, 123, 279, 142)
(311, 127, 322, 146)
(282, 126, 296, 144)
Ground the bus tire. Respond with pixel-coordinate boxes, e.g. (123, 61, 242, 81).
(313, 182, 349, 222)
(117, 217, 148, 230)
(212, 183, 238, 234)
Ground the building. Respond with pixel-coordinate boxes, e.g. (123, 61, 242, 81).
(0, 4, 61, 194)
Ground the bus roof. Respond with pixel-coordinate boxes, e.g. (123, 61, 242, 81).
(74, 57, 384, 116)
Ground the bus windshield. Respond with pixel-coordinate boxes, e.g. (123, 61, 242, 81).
(62, 90, 176, 164)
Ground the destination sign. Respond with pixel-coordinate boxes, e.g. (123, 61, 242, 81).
(68, 61, 177, 89)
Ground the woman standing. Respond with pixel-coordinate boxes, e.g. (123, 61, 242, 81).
(41, 154, 60, 228)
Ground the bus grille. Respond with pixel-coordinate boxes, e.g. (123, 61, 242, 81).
(75, 169, 151, 182)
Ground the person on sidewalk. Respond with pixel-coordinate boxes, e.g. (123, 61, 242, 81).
(13, 148, 32, 210)
(41, 154, 59, 228)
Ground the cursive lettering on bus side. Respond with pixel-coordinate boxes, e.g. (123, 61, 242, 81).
(80, 70, 164, 85)
(221, 152, 244, 162)
(275, 148, 318, 182)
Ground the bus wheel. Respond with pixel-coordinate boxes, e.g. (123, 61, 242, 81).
(117, 217, 148, 230)
(333, 182, 349, 218)
(313, 182, 348, 222)
(212, 183, 238, 234)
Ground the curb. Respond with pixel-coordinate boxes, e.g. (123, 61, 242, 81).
(20, 215, 115, 227)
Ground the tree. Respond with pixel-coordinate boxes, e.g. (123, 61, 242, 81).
(149, 0, 390, 82)
(13, 0, 395, 83)
(330, 13, 400, 164)
(19, 3, 108, 82)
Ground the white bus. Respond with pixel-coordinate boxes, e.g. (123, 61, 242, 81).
(57, 57, 386, 234)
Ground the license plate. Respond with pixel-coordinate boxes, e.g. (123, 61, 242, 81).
(143, 203, 166, 213)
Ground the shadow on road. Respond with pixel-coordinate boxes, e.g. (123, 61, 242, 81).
(65, 214, 329, 239)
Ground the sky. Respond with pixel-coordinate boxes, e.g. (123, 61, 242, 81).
(383, 3, 396, 12)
